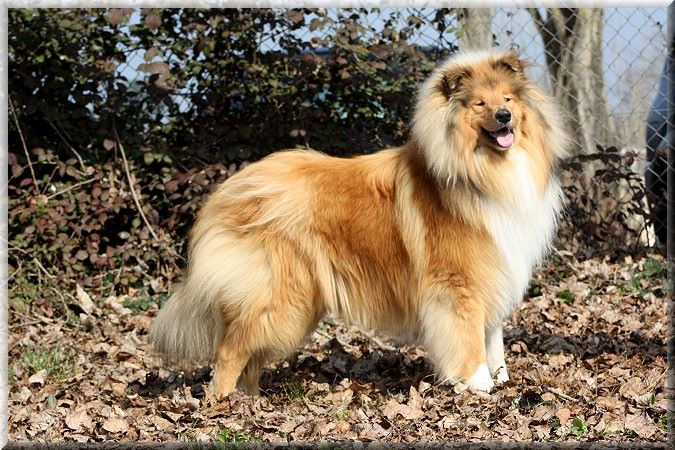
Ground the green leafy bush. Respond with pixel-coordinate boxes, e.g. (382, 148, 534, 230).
(7, 147, 231, 314)
(10, 8, 452, 166)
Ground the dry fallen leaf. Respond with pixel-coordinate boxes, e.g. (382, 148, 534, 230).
(619, 377, 648, 399)
(382, 398, 424, 421)
(15, 387, 32, 403)
(514, 423, 532, 440)
(28, 370, 46, 386)
(102, 418, 128, 434)
(555, 407, 572, 425)
(625, 413, 656, 439)
(597, 396, 624, 414)
(103, 296, 132, 316)
(152, 415, 172, 431)
(65, 408, 91, 432)
(335, 420, 350, 433)
(76, 284, 96, 315)
(408, 386, 423, 409)
(278, 419, 300, 434)
(6, 254, 668, 443)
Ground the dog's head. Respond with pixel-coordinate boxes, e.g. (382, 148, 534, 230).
(437, 51, 529, 154)
(411, 50, 570, 195)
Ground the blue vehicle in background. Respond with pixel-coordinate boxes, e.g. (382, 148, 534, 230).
(644, 44, 671, 248)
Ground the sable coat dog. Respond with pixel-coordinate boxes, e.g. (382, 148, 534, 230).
(151, 50, 570, 398)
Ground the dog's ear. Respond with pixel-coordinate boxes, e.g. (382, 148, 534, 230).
(495, 52, 528, 74)
(439, 68, 470, 99)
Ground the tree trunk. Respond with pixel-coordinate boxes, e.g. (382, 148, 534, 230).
(529, 8, 647, 249)
(457, 9, 494, 50)
(528, 8, 613, 154)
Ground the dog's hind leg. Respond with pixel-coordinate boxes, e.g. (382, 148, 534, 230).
(208, 233, 323, 399)
(420, 289, 494, 392)
(214, 302, 319, 398)
(212, 327, 253, 400)
(238, 352, 266, 395)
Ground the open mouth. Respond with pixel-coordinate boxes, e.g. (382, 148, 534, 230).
(482, 126, 514, 149)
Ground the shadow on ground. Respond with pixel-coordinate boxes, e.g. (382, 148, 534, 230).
(132, 325, 665, 401)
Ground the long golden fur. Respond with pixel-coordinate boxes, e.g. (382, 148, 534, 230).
(151, 49, 571, 398)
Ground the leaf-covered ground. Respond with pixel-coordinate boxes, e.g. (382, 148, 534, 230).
(8, 252, 669, 444)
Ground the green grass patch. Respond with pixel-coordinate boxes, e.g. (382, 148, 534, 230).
(283, 379, 306, 402)
(624, 257, 668, 298)
(556, 289, 575, 304)
(122, 296, 157, 314)
(643, 257, 667, 279)
(335, 404, 349, 420)
(9, 275, 41, 313)
(527, 280, 543, 298)
(657, 412, 675, 432)
(570, 416, 589, 437)
(215, 427, 260, 444)
(20, 343, 76, 382)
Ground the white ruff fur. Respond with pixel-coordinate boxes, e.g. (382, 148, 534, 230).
(484, 148, 563, 320)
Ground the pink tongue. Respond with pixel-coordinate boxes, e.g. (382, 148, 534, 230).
(492, 129, 514, 148)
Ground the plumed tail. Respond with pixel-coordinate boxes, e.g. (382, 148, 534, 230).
(149, 281, 224, 367)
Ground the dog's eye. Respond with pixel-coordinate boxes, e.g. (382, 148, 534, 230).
(475, 101, 485, 107)
(504, 97, 511, 102)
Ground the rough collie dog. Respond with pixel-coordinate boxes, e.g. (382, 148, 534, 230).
(151, 50, 570, 399)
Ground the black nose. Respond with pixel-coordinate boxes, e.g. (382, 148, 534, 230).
(495, 108, 512, 124)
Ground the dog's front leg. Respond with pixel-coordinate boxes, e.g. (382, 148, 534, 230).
(486, 323, 509, 383)
(420, 291, 494, 393)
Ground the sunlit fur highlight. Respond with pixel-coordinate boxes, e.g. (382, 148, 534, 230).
(151, 49, 572, 398)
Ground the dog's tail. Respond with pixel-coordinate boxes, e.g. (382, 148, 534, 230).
(149, 206, 274, 367)
(149, 156, 311, 367)
(149, 277, 224, 367)
(149, 218, 240, 367)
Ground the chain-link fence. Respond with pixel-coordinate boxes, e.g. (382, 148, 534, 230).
(9, 7, 671, 257)
(115, 8, 668, 148)
(490, 7, 669, 255)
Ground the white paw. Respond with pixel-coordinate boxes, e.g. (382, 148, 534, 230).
(465, 363, 494, 392)
(494, 366, 509, 384)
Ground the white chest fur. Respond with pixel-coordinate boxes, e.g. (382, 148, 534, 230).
(484, 149, 562, 317)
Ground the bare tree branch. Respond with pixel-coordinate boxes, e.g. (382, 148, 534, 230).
(48, 121, 87, 171)
(112, 123, 159, 241)
(8, 95, 39, 192)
